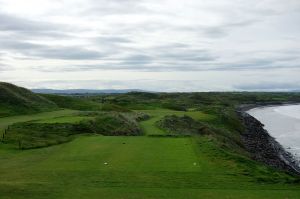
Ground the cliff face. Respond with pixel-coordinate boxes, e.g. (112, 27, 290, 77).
(237, 110, 300, 175)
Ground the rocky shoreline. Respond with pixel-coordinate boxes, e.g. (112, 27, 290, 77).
(237, 104, 300, 176)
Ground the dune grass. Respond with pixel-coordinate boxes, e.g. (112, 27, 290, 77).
(139, 109, 215, 135)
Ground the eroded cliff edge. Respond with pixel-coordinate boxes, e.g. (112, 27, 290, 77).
(237, 108, 300, 175)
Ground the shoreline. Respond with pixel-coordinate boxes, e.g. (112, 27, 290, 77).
(237, 103, 300, 175)
(237, 102, 300, 112)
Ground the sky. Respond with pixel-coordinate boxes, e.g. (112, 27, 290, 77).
(0, 0, 300, 91)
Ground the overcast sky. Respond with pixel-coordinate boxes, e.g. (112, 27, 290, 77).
(0, 0, 300, 91)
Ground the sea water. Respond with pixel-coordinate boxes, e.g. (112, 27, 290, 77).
(247, 105, 300, 162)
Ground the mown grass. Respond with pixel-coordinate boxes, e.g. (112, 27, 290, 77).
(0, 135, 299, 198)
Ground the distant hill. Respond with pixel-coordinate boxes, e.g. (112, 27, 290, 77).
(0, 82, 57, 117)
(32, 89, 145, 95)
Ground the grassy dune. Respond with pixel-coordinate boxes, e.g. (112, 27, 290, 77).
(0, 82, 58, 117)
(139, 109, 215, 135)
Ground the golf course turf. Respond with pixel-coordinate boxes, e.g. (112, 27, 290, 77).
(0, 109, 300, 198)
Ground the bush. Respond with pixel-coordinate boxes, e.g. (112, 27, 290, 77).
(101, 103, 131, 112)
(161, 103, 186, 111)
(156, 115, 209, 135)
(85, 112, 142, 136)
(3, 112, 144, 149)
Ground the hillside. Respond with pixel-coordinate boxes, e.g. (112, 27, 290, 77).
(32, 88, 145, 94)
(42, 94, 103, 111)
(0, 82, 58, 117)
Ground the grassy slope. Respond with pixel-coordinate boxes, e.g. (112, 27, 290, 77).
(0, 82, 58, 117)
(42, 94, 103, 111)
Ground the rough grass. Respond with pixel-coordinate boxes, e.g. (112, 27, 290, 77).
(81, 112, 142, 136)
(139, 109, 215, 135)
(2, 122, 81, 149)
(42, 94, 103, 111)
(0, 82, 58, 117)
(33, 116, 95, 124)
(0, 109, 79, 134)
(1, 112, 144, 149)
(156, 115, 208, 135)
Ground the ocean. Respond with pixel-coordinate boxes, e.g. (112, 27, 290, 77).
(247, 104, 300, 163)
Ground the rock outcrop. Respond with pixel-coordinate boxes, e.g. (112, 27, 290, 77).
(237, 110, 300, 175)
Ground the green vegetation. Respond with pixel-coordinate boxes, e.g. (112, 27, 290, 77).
(0, 82, 57, 117)
(78, 112, 143, 136)
(3, 122, 81, 149)
(0, 109, 78, 133)
(42, 94, 102, 111)
(139, 109, 214, 135)
(2, 112, 146, 149)
(1, 83, 300, 198)
(34, 116, 94, 124)
(156, 115, 209, 135)
(0, 135, 299, 198)
(101, 103, 131, 112)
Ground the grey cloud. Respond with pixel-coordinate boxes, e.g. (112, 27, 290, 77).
(235, 82, 300, 91)
(19, 79, 212, 92)
(83, 0, 150, 16)
(36, 47, 102, 60)
(183, 19, 260, 39)
(159, 51, 217, 62)
(0, 40, 41, 50)
(153, 43, 190, 50)
(203, 27, 227, 38)
(120, 54, 153, 64)
(0, 63, 13, 71)
(0, 11, 79, 43)
(219, 59, 275, 70)
(95, 36, 132, 44)
(0, 39, 103, 60)
(30, 56, 298, 73)
(0, 13, 62, 32)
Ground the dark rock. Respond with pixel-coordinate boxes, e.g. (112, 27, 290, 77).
(237, 110, 300, 175)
